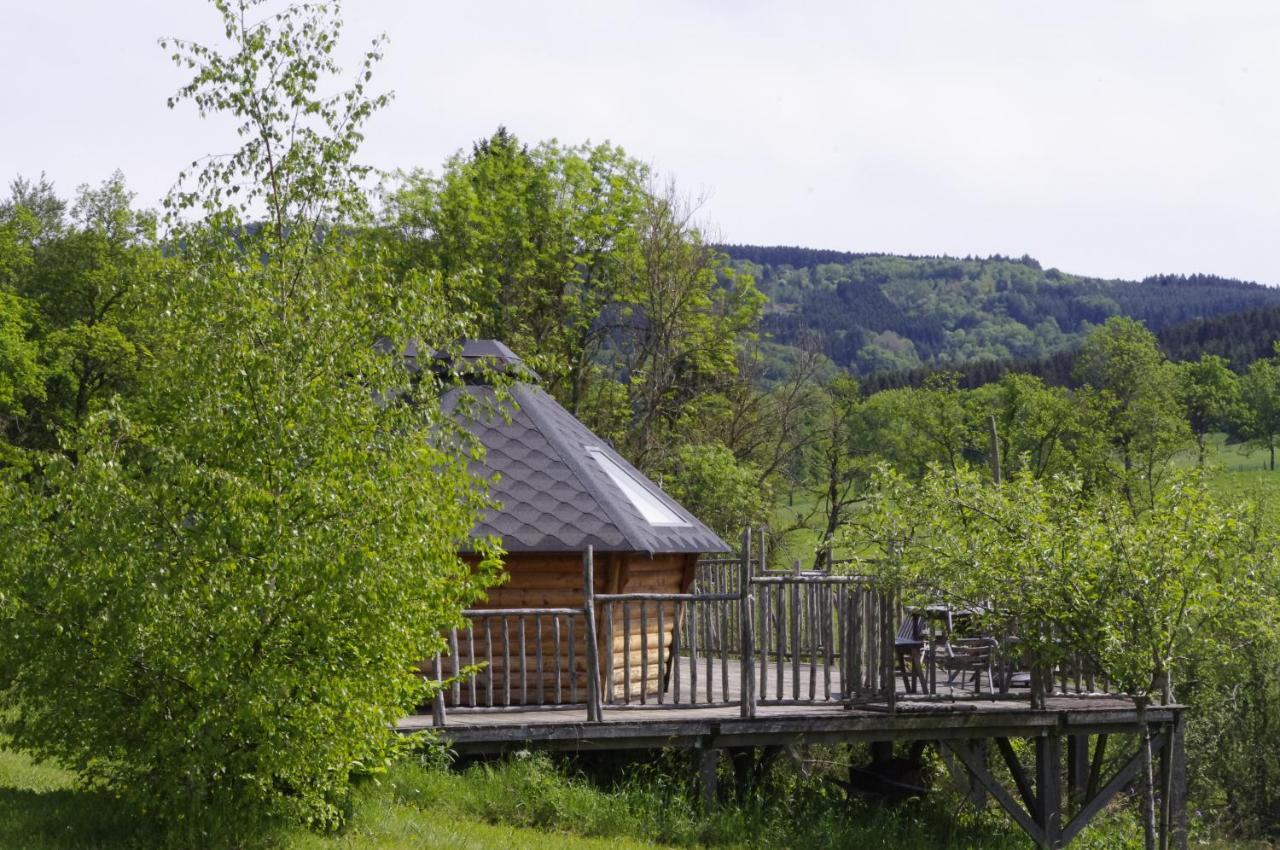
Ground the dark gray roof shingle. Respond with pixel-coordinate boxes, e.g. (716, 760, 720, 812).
(446, 380, 729, 555)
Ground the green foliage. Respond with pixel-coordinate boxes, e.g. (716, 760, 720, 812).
(1239, 353, 1280, 471)
(389, 129, 648, 411)
(0, 740, 1175, 850)
(0, 173, 165, 460)
(971, 372, 1078, 479)
(1073, 317, 1190, 505)
(663, 442, 769, 541)
(1174, 355, 1242, 466)
(845, 465, 1269, 703)
(390, 131, 765, 478)
(0, 0, 499, 837)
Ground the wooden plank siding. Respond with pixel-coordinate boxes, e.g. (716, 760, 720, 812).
(434, 552, 695, 706)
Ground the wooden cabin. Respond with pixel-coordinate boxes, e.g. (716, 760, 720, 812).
(437, 340, 729, 705)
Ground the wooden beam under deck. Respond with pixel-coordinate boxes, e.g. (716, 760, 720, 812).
(399, 696, 1179, 755)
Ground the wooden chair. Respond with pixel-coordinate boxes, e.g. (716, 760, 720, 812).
(940, 637, 997, 694)
(894, 616, 925, 694)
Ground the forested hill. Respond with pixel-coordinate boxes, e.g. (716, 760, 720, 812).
(717, 244, 1280, 375)
(861, 302, 1280, 393)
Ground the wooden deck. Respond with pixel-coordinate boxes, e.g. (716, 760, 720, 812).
(402, 694, 1171, 752)
(403, 545, 1190, 848)
(403, 652, 1169, 755)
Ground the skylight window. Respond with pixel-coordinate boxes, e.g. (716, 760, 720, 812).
(587, 448, 689, 527)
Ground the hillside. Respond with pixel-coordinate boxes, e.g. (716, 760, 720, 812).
(719, 244, 1280, 375)
(858, 302, 1280, 393)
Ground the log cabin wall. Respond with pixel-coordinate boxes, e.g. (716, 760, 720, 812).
(439, 551, 697, 706)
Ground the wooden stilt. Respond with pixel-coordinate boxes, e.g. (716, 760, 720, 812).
(1034, 734, 1062, 849)
(696, 746, 719, 812)
(1162, 716, 1188, 850)
(1067, 734, 1089, 811)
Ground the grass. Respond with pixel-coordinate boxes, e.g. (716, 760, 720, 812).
(0, 741, 1189, 850)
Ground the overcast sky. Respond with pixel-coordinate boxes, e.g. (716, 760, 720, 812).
(3, 1, 1278, 283)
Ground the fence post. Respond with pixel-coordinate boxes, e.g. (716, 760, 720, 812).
(740, 528, 756, 718)
(431, 652, 447, 726)
(883, 587, 897, 713)
(583, 546, 603, 722)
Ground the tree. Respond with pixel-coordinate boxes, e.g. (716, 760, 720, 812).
(1239, 354, 1280, 471)
(0, 0, 498, 835)
(0, 174, 165, 457)
(389, 130, 648, 416)
(802, 373, 868, 565)
(0, 201, 44, 434)
(391, 135, 764, 480)
(1174, 354, 1242, 467)
(663, 442, 769, 541)
(844, 466, 1266, 849)
(613, 183, 764, 470)
(1073, 317, 1190, 505)
(970, 372, 1078, 479)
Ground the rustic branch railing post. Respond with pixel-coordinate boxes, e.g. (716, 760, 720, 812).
(582, 546, 603, 722)
(740, 528, 756, 718)
(883, 586, 897, 712)
(431, 652, 447, 726)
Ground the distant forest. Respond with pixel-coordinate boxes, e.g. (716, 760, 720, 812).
(859, 303, 1280, 392)
(717, 244, 1280, 378)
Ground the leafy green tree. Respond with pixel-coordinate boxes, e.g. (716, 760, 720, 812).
(801, 373, 869, 563)
(1174, 354, 1242, 467)
(1073, 317, 1190, 505)
(390, 130, 648, 414)
(1239, 354, 1280, 471)
(970, 372, 1078, 479)
(0, 204, 43, 431)
(0, 0, 497, 835)
(844, 466, 1267, 849)
(664, 441, 769, 541)
(2, 174, 165, 456)
(614, 184, 764, 470)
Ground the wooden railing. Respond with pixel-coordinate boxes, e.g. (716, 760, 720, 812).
(751, 573, 893, 706)
(429, 536, 1105, 725)
(426, 539, 898, 725)
(432, 608, 589, 711)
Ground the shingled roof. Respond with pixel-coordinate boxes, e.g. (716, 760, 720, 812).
(444, 343, 729, 555)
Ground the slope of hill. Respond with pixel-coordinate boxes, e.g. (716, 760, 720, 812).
(718, 245, 1280, 375)
(857, 303, 1280, 393)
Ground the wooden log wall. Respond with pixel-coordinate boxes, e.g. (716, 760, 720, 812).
(436, 551, 694, 707)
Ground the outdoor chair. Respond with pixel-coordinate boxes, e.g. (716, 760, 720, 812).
(940, 636, 997, 694)
(894, 615, 925, 694)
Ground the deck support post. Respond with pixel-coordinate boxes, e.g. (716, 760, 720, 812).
(1034, 733, 1062, 849)
(1067, 734, 1089, 811)
(882, 588, 897, 712)
(740, 529, 756, 719)
(582, 546, 603, 723)
(965, 740, 989, 808)
(1160, 715, 1187, 850)
(695, 745, 719, 812)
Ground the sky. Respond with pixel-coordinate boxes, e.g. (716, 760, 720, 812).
(3, 1, 1279, 284)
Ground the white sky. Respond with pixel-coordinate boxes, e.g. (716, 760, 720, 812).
(3, 1, 1279, 283)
